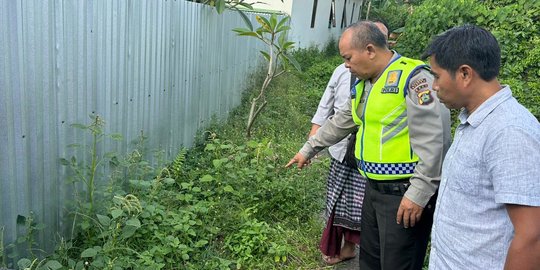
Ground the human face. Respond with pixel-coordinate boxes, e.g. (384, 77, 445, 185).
(339, 30, 373, 80)
(429, 55, 464, 110)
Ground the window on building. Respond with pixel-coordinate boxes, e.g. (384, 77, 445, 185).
(341, 0, 348, 28)
(310, 0, 318, 28)
(328, 0, 336, 28)
(350, 3, 356, 24)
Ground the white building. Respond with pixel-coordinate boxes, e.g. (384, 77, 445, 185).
(253, 0, 366, 49)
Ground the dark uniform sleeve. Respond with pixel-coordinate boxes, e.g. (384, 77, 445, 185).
(405, 68, 452, 207)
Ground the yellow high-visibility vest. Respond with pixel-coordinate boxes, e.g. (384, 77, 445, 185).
(351, 55, 428, 180)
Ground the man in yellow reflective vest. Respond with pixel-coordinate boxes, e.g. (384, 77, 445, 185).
(287, 21, 451, 270)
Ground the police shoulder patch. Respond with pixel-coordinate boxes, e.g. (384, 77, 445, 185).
(417, 90, 433, 105)
(410, 77, 427, 92)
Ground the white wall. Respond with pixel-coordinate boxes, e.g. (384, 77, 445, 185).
(252, 0, 293, 14)
(289, 0, 364, 49)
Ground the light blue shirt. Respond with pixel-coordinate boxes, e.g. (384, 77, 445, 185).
(429, 86, 540, 270)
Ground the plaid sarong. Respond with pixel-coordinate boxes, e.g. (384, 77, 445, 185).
(325, 158, 366, 231)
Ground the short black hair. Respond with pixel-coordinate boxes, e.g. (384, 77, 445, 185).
(347, 21, 388, 50)
(422, 25, 500, 81)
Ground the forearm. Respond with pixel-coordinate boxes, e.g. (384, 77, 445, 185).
(300, 111, 356, 159)
(504, 236, 540, 270)
(505, 205, 540, 270)
(308, 124, 321, 138)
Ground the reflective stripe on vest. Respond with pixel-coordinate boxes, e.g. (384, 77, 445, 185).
(351, 55, 427, 180)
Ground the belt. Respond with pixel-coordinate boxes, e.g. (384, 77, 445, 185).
(367, 178, 410, 196)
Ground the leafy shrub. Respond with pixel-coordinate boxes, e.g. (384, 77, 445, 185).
(9, 46, 334, 270)
(291, 46, 327, 73)
(369, 0, 410, 31)
(395, 0, 481, 58)
(396, 0, 540, 117)
(304, 58, 343, 91)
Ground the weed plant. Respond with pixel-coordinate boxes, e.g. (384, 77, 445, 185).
(8, 48, 339, 269)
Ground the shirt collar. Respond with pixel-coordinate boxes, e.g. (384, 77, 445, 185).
(370, 50, 401, 84)
(459, 85, 512, 127)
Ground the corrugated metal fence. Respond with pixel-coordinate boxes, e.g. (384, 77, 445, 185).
(0, 0, 281, 257)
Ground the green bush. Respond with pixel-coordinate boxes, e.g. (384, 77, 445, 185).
(369, 1, 410, 31)
(396, 0, 540, 117)
(395, 0, 481, 58)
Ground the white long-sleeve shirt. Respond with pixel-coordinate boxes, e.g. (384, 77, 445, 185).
(311, 63, 352, 162)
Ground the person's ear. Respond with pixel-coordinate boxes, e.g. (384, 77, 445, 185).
(366, 44, 376, 59)
(458, 65, 474, 86)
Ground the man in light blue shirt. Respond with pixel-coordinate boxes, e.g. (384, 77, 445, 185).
(423, 25, 540, 269)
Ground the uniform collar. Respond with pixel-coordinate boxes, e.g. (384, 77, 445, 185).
(459, 85, 512, 127)
(370, 50, 401, 84)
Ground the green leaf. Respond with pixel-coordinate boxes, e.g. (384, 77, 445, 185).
(260, 51, 271, 61)
(256, 16, 272, 32)
(232, 27, 250, 34)
(163, 178, 176, 185)
(17, 258, 32, 268)
(282, 53, 301, 72)
(126, 218, 141, 228)
(110, 133, 123, 141)
(213, 159, 224, 168)
(237, 10, 253, 31)
(121, 226, 138, 239)
(44, 260, 63, 270)
(237, 2, 254, 10)
(129, 179, 152, 189)
(104, 151, 116, 158)
(96, 214, 111, 227)
(276, 25, 291, 33)
(80, 247, 97, 258)
(269, 14, 278, 30)
(200, 174, 214, 182)
(70, 123, 88, 130)
(81, 220, 91, 230)
(35, 223, 46, 230)
(181, 182, 192, 189)
(282, 41, 295, 50)
(278, 33, 286, 48)
(276, 16, 290, 31)
(238, 32, 259, 38)
(216, 0, 225, 14)
(246, 140, 259, 148)
(223, 185, 234, 193)
(195, 240, 208, 247)
(111, 209, 123, 219)
(59, 158, 70, 166)
(204, 144, 216, 151)
(220, 144, 233, 149)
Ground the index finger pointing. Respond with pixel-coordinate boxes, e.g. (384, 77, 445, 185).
(285, 158, 296, 168)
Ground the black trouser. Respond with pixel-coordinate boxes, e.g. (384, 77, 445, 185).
(359, 179, 436, 270)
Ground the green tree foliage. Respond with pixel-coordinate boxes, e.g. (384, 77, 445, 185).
(367, 0, 411, 31)
(395, 0, 481, 58)
(395, 0, 540, 116)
